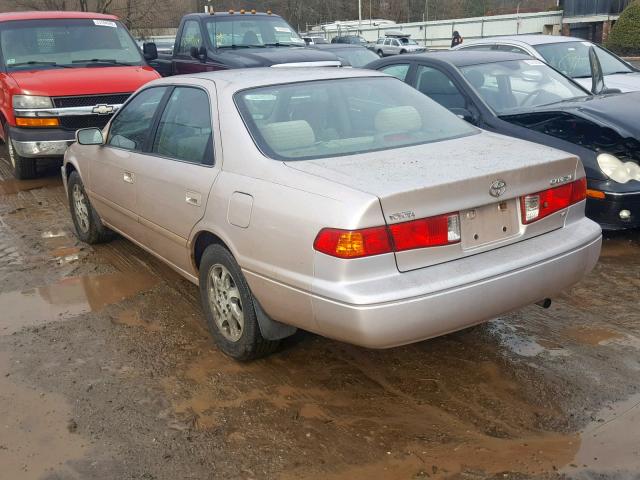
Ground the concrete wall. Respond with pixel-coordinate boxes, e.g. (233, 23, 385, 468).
(314, 11, 564, 49)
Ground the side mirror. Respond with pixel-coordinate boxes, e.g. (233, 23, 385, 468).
(450, 107, 477, 125)
(143, 42, 158, 61)
(190, 45, 207, 61)
(76, 128, 104, 146)
(589, 46, 605, 95)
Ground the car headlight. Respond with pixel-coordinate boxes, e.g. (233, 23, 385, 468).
(12, 95, 53, 109)
(597, 153, 640, 184)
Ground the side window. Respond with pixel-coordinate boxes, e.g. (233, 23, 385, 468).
(107, 87, 167, 151)
(495, 44, 528, 54)
(393, 39, 401, 47)
(460, 44, 493, 51)
(415, 65, 467, 110)
(384, 39, 391, 46)
(177, 20, 202, 56)
(379, 64, 410, 81)
(151, 87, 213, 165)
(377, 38, 384, 44)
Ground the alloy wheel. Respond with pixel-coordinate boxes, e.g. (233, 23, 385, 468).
(72, 183, 90, 233)
(207, 263, 244, 342)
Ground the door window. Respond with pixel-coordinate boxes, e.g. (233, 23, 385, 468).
(107, 87, 167, 151)
(177, 20, 202, 56)
(495, 44, 529, 55)
(379, 64, 410, 81)
(384, 39, 391, 46)
(151, 87, 213, 165)
(415, 66, 467, 110)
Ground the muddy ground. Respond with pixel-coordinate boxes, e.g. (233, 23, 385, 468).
(0, 158, 639, 480)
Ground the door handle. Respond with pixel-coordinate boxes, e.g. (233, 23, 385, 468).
(185, 191, 202, 207)
(123, 171, 134, 184)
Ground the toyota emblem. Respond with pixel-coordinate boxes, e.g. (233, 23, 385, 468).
(489, 179, 507, 198)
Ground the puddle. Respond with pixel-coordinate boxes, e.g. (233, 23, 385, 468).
(565, 393, 640, 476)
(562, 326, 624, 346)
(490, 321, 568, 358)
(0, 351, 88, 479)
(112, 309, 163, 332)
(49, 246, 81, 258)
(0, 272, 159, 335)
(0, 176, 61, 195)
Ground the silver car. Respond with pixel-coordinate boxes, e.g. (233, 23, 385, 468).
(375, 34, 426, 57)
(62, 68, 601, 360)
(453, 34, 640, 92)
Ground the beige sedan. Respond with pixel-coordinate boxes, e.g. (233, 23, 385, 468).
(63, 68, 601, 360)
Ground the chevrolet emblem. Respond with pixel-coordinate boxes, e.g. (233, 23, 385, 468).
(92, 104, 114, 115)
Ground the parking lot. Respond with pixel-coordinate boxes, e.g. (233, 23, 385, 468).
(0, 155, 639, 480)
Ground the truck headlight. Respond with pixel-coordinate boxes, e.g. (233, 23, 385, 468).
(597, 153, 640, 184)
(12, 95, 53, 109)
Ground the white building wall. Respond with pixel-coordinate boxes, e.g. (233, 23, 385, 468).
(314, 11, 564, 49)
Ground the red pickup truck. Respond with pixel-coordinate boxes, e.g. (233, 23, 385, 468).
(0, 11, 159, 179)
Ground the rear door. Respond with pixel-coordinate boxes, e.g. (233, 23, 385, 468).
(89, 86, 168, 238)
(134, 85, 220, 275)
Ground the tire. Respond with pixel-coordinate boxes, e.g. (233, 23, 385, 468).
(400, 49, 406, 54)
(67, 171, 112, 244)
(3, 125, 36, 180)
(199, 244, 279, 361)
(377, 50, 384, 57)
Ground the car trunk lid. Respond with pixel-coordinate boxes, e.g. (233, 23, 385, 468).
(287, 131, 581, 271)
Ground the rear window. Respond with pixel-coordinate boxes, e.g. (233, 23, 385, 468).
(235, 77, 477, 161)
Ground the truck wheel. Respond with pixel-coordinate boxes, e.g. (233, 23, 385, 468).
(3, 126, 36, 180)
(199, 244, 280, 361)
(377, 49, 384, 57)
(67, 171, 112, 244)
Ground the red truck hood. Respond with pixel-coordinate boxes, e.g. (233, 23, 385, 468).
(8, 66, 159, 96)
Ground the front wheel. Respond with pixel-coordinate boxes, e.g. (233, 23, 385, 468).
(377, 50, 384, 57)
(400, 49, 406, 54)
(67, 171, 112, 244)
(3, 125, 36, 180)
(199, 244, 279, 361)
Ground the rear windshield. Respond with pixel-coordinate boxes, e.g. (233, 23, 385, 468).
(0, 18, 143, 69)
(235, 77, 478, 161)
(534, 41, 633, 78)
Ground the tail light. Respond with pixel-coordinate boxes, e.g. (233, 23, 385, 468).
(520, 178, 586, 224)
(314, 213, 460, 259)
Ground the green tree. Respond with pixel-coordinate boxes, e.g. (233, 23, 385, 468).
(606, 0, 640, 56)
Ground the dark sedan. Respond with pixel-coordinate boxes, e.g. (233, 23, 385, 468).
(367, 51, 640, 230)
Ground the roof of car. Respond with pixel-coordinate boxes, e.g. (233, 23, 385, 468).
(166, 67, 388, 91)
(314, 44, 370, 50)
(183, 12, 282, 19)
(0, 11, 118, 22)
(384, 51, 532, 67)
(460, 34, 587, 46)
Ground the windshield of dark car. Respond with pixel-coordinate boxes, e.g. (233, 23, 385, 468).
(235, 77, 478, 161)
(206, 16, 305, 47)
(460, 59, 589, 115)
(0, 18, 143, 69)
(534, 41, 633, 78)
(334, 47, 379, 67)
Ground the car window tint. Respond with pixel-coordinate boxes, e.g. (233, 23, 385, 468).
(107, 87, 167, 151)
(151, 87, 213, 165)
(380, 64, 410, 81)
(235, 77, 477, 161)
(495, 44, 528, 55)
(415, 66, 466, 110)
(177, 20, 202, 56)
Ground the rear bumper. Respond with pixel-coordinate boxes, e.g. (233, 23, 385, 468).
(586, 191, 640, 230)
(307, 217, 602, 348)
(9, 126, 74, 158)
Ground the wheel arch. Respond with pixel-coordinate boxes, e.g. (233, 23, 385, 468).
(191, 229, 235, 272)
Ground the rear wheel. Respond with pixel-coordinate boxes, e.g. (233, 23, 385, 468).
(67, 171, 112, 244)
(400, 49, 406, 54)
(3, 125, 36, 180)
(199, 244, 279, 361)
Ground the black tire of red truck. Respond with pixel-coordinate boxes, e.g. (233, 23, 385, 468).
(3, 124, 36, 180)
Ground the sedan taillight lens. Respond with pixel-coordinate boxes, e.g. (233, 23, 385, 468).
(314, 213, 461, 259)
(520, 178, 586, 224)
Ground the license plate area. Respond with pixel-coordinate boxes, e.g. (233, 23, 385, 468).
(460, 200, 519, 249)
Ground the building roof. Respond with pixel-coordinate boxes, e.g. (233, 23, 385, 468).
(0, 11, 119, 22)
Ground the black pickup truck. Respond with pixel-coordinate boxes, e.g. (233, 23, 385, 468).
(144, 11, 341, 75)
